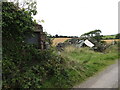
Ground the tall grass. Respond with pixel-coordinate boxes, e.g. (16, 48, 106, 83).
(62, 45, 118, 62)
(59, 45, 118, 87)
(41, 45, 118, 88)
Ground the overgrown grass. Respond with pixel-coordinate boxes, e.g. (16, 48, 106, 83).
(3, 44, 118, 88)
(56, 45, 118, 88)
(32, 45, 118, 88)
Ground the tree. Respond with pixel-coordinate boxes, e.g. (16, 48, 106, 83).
(2, 2, 37, 56)
(115, 33, 120, 39)
(2, 1, 37, 56)
(55, 34, 59, 37)
(80, 30, 107, 52)
(6, 0, 37, 15)
(2, 2, 38, 88)
(81, 29, 102, 42)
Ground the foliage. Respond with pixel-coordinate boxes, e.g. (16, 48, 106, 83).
(33, 45, 118, 88)
(102, 35, 116, 40)
(2, 3, 70, 88)
(3, 46, 69, 88)
(51, 34, 78, 38)
(115, 33, 120, 39)
(80, 30, 110, 52)
(2, 2, 36, 57)
(2, 2, 119, 89)
(2, 2, 41, 89)
(81, 29, 101, 36)
(81, 29, 102, 42)
(7, 0, 37, 15)
(59, 45, 118, 87)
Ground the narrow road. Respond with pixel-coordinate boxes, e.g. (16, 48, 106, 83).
(74, 60, 119, 88)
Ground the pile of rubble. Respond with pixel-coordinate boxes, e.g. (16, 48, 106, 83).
(56, 37, 114, 52)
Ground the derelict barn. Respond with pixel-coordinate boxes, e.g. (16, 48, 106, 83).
(25, 24, 47, 50)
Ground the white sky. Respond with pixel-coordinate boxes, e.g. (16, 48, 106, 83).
(9, 0, 120, 36)
(33, 0, 119, 36)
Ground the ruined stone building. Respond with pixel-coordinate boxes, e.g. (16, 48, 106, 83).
(25, 24, 48, 50)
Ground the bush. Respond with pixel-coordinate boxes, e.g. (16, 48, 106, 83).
(2, 43, 70, 88)
(2, 2, 71, 89)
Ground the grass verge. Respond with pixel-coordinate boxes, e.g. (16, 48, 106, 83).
(44, 45, 118, 88)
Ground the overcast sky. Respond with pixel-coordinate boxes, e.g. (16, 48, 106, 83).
(9, 0, 120, 36)
(32, 0, 120, 36)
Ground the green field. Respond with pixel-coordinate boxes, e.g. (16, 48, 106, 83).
(102, 35, 116, 39)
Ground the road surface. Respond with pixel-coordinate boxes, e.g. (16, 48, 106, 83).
(74, 60, 119, 88)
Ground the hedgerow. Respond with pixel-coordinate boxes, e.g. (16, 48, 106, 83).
(2, 2, 119, 89)
(2, 2, 69, 88)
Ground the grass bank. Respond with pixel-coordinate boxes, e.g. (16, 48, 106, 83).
(4, 44, 118, 88)
(42, 45, 118, 88)
(59, 45, 118, 88)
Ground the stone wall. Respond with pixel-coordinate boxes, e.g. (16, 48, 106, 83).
(25, 24, 48, 50)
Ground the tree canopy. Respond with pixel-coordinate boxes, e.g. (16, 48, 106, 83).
(81, 29, 101, 37)
(115, 33, 120, 39)
(2, 2, 37, 56)
(2, 2, 38, 88)
(81, 29, 102, 42)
